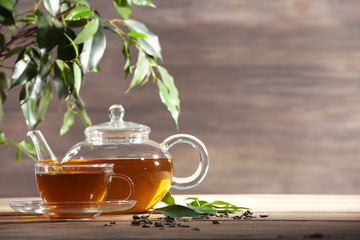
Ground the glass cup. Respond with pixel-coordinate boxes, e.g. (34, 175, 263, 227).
(34, 163, 134, 219)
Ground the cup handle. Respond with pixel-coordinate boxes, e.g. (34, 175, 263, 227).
(162, 134, 209, 189)
(111, 174, 135, 200)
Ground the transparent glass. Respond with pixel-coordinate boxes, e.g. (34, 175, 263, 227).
(28, 104, 209, 213)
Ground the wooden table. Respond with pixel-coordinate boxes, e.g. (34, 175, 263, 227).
(0, 194, 359, 239)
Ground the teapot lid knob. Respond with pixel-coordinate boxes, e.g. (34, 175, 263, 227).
(109, 104, 124, 122)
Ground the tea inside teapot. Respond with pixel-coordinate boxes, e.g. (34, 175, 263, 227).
(64, 158, 173, 213)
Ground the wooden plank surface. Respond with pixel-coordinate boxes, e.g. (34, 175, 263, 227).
(0, 195, 359, 239)
(1, 0, 360, 198)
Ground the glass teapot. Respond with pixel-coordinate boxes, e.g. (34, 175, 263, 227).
(28, 104, 209, 213)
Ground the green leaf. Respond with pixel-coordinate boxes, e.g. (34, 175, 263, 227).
(0, 33, 5, 50)
(74, 97, 91, 126)
(20, 14, 39, 24)
(0, 130, 4, 142)
(60, 109, 74, 137)
(161, 191, 175, 206)
(186, 204, 218, 215)
(15, 148, 21, 162)
(156, 66, 180, 127)
(28, 63, 52, 98)
(126, 49, 149, 92)
(37, 15, 64, 51)
(79, 26, 106, 72)
(65, 6, 92, 20)
(127, 31, 147, 39)
(113, 0, 131, 19)
(66, 19, 88, 28)
(122, 38, 131, 77)
(131, 0, 156, 8)
(11, 48, 40, 88)
(0, 72, 10, 90)
(20, 96, 37, 129)
(4, 138, 37, 162)
(62, 0, 90, 7)
(154, 205, 201, 218)
(53, 65, 68, 101)
(0, 94, 3, 123)
(18, 140, 37, 155)
(0, 0, 15, 26)
(124, 19, 162, 59)
(55, 59, 74, 93)
(43, 0, 60, 16)
(36, 82, 52, 126)
(4, 47, 25, 60)
(73, 18, 99, 45)
(73, 62, 82, 95)
(57, 28, 77, 61)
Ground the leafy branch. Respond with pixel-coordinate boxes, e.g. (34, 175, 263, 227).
(0, 0, 180, 161)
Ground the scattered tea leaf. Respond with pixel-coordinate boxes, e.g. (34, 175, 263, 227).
(154, 205, 201, 218)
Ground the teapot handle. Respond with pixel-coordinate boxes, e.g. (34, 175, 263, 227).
(162, 134, 209, 189)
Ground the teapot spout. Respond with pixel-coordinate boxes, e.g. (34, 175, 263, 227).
(27, 130, 58, 163)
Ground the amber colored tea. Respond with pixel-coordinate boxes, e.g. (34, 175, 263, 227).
(65, 158, 173, 213)
(36, 172, 111, 203)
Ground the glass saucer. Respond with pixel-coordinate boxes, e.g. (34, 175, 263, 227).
(9, 200, 136, 220)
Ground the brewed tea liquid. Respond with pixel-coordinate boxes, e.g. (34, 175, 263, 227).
(36, 172, 111, 202)
(65, 158, 173, 213)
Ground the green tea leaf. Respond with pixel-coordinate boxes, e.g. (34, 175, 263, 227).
(12, 49, 41, 88)
(113, 0, 131, 19)
(79, 26, 106, 72)
(154, 205, 201, 218)
(65, 6, 92, 20)
(187, 200, 209, 207)
(131, 0, 156, 8)
(60, 109, 74, 137)
(126, 49, 149, 92)
(73, 18, 99, 45)
(186, 204, 218, 215)
(43, 0, 60, 16)
(124, 19, 162, 59)
(161, 191, 175, 206)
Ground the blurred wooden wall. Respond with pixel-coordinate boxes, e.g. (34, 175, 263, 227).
(1, 0, 360, 197)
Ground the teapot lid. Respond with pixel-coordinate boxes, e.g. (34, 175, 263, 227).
(84, 104, 150, 140)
